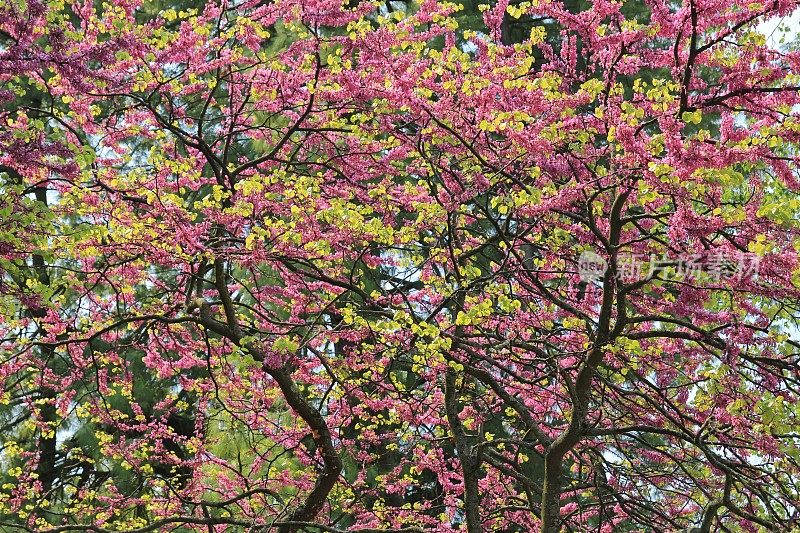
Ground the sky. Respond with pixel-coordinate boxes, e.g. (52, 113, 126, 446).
(759, 8, 800, 48)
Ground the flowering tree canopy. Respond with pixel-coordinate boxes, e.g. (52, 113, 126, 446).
(3, 0, 800, 531)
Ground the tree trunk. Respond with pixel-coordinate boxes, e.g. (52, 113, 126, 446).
(540, 452, 563, 533)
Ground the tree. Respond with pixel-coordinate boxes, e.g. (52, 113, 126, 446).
(3, 0, 800, 531)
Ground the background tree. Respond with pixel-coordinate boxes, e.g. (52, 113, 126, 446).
(3, 0, 800, 532)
